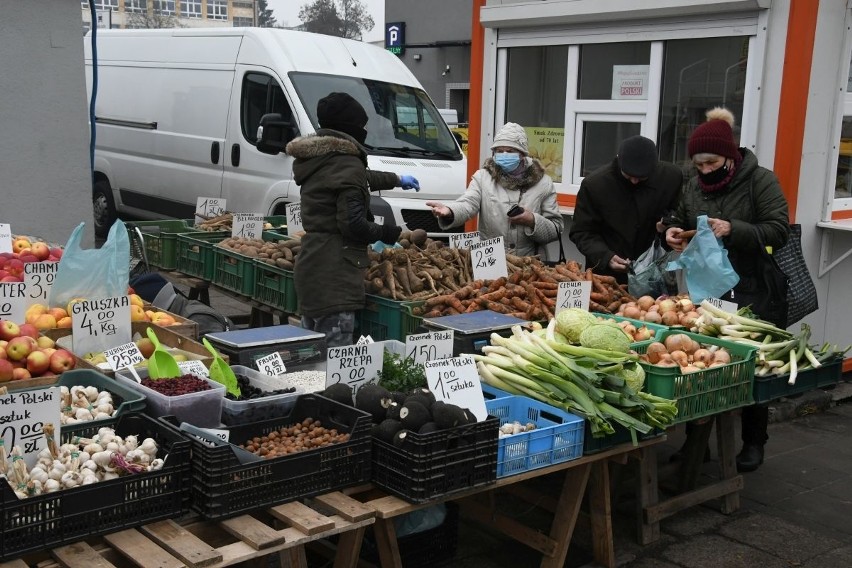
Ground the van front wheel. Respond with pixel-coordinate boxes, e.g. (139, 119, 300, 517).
(93, 180, 117, 239)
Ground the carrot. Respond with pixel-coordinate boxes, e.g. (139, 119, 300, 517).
(510, 296, 532, 312)
(585, 268, 594, 282)
(594, 274, 619, 286)
(425, 294, 459, 308)
(487, 277, 507, 292)
(590, 301, 610, 313)
(590, 292, 609, 304)
(606, 300, 622, 313)
(478, 288, 508, 303)
(484, 301, 511, 314)
(538, 288, 558, 298)
(532, 282, 558, 290)
(566, 260, 583, 273)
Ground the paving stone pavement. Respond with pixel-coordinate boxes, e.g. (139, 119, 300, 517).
(194, 280, 852, 568)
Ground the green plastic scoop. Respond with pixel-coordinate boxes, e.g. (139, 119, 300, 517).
(203, 337, 241, 397)
(146, 327, 182, 379)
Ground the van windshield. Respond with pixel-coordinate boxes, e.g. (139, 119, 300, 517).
(290, 72, 463, 160)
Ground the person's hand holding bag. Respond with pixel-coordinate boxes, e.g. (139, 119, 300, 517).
(665, 215, 739, 303)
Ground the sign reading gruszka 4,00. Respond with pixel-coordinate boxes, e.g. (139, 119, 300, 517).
(70, 296, 131, 357)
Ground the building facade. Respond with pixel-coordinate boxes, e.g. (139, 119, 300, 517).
(81, 0, 256, 31)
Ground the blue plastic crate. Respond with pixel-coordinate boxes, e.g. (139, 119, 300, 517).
(485, 395, 584, 478)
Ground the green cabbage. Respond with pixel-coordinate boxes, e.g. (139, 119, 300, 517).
(616, 363, 646, 393)
(555, 308, 597, 344)
(578, 322, 631, 353)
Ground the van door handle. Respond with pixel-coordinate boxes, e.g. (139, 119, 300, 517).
(231, 144, 240, 167)
(211, 142, 220, 164)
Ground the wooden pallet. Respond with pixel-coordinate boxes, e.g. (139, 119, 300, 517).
(0, 492, 375, 568)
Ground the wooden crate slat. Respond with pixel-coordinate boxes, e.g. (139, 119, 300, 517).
(312, 492, 375, 523)
(140, 520, 223, 568)
(219, 516, 286, 550)
(269, 502, 335, 535)
(103, 528, 184, 568)
(51, 543, 115, 568)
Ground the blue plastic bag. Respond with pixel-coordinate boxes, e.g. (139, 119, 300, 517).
(665, 215, 739, 303)
(49, 221, 130, 308)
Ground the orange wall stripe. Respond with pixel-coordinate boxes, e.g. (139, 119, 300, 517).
(773, 0, 819, 222)
(844, 358, 852, 373)
(557, 194, 576, 207)
(464, 0, 487, 233)
(830, 209, 852, 220)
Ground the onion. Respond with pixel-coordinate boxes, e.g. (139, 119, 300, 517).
(677, 298, 695, 313)
(658, 299, 677, 314)
(692, 348, 714, 366)
(713, 349, 732, 364)
(637, 296, 656, 311)
(645, 342, 668, 364)
(681, 364, 701, 373)
(661, 311, 681, 326)
(669, 350, 689, 367)
(664, 333, 692, 353)
(644, 311, 662, 324)
(623, 305, 642, 319)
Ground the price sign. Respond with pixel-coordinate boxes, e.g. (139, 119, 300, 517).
(0, 224, 11, 254)
(555, 281, 592, 313)
(356, 335, 374, 345)
(286, 203, 303, 235)
(449, 231, 481, 250)
(706, 297, 738, 314)
(256, 351, 286, 376)
(178, 359, 209, 377)
(0, 388, 61, 469)
(195, 197, 226, 224)
(470, 236, 508, 282)
(199, 427, 230, 442)
(104, 342, 144, 372)
(231, 213, 264, 240)
(0, 282, 27, 323)
(373, 215, 385, 226)
(24, 261, 58, 307)
(425, 356, 487, 421)
(325, 342, 384, 393)
(405, 330, 454, 364)
(69, 295, 131, 357)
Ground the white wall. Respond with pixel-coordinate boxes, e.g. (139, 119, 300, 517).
(0, 1, 93, 246)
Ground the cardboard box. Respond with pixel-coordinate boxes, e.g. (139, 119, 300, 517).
(142, 302, 200, 340)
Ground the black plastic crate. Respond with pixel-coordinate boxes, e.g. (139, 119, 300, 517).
(371, 416, 499, 504)
(753, 356, 843, 403)
(361, 502, 459, 568)
(164, 394, 372, 520)
(0, 413, 191, 561)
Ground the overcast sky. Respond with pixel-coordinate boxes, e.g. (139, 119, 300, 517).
(266, 0, 386, 43)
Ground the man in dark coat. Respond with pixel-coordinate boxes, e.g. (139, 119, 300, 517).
(569, 135, 683, 284)
(286, 92, 418, 346)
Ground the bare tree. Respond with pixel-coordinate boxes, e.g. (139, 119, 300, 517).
(298, 0, 374, 39)
(126, 2, 181, 29)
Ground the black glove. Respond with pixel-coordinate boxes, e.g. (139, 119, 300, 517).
(381, 224, 403, 245)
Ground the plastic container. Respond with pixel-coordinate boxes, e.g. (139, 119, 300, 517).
(126, 219, 195, 270)
(220, 365, 303, 426)
(175, 231, 229, 280)
(753, 356, 843, 403)
(636, 330, 757, 424)
(52, 369, 147, 438)
(163, 394, 372, 520)
(212, 245, 257, 296)
(486, 395, 584, 477)
(254, 260, 298, 314)
(116, 369, 226, 428)
(0, 412, 191, 561)
(371, 415, 499, 503)
(356, 295, 425, 341)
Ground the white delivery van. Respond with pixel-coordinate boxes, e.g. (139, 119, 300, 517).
(83, 28, 466, 237)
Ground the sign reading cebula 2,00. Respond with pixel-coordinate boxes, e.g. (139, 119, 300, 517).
(70, 296, 131, 357)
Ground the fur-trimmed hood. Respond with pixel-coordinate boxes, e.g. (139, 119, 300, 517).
(483, 157, 546, 192)
(286, 129, 368, 186)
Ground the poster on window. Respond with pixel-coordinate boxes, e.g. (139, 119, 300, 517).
(524, 127, 564, 183)
(611, 65, 650, 100)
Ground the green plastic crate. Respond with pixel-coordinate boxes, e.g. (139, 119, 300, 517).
(753, 356, 843, 403)
(126, 219, 194, 270)
(356, 295, 425, 341)
(254, 260, 298, 314)
(175, 231, 229, 280)
(212, 245, 257, 296)
(636, 330, 757, 424)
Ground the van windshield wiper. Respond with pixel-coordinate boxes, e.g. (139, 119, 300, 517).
(366, 145, 459, 159)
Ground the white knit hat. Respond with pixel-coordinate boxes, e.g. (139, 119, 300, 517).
(490, 122, 528, 154)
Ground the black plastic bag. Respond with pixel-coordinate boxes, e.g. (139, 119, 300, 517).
(628, 236, 673, 298)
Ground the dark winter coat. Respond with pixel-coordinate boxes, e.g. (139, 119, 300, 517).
(569, 158, 683, 281)
(669, 148, 789, 280)
(286, 129, 399, 317)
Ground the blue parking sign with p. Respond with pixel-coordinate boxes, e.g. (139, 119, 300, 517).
(385, 22, 405, 55)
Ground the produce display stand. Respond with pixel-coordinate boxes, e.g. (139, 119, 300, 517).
(2, 491, 376, 568)
(347, 436, 666, 568)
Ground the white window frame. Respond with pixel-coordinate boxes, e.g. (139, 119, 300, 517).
(825, 8, 852, 216)
(207, 0, 228, 21)
(180, 0, 202, 18)
(572, 113, 646, 184)
(124, 0, 146, 13)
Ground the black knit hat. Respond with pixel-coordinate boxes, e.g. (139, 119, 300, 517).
(317, 92, 368, 134)
(617, 135, 658, 179)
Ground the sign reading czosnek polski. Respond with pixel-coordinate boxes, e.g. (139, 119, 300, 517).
(424, 355, 487, 421)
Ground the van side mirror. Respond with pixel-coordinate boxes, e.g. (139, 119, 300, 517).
(256, 113, 299, 155)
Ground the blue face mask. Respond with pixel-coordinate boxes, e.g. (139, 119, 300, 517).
(494, 152, 521, 172)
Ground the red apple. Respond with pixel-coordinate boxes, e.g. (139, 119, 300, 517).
(30, 242, 50, 261)
(6, 336, 33, 361)
(0, 276, 21, 283)
(18, 323, 39, 339)
(5, 259, 24, 278)
(0, 359, 13, 382)
(0, 347, 6, 360)
(0, 320, 20, 341)
(49, 349, 76, 374)
(11, 367, 31, 381)
(32, 314, 57, 330)
(36, 336, 55, 349)
(26, 350, 51, 375)
(18, 254, 38, 264)
(49, 247, 63, 260)
(11, 238, 31, 255)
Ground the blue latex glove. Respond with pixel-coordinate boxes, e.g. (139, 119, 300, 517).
(371, 241, 403, 252)
(400, 175, 420, 191)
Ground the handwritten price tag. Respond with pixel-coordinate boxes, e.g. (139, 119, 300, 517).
(470, 236, 508, 282)
(196, 197, 226, 224)
(405, 330, 454, 364)
(0, 282, 27, 324)
(449, 231, 481, 250)
(706, 297, 738, 313)
(373, 215, 385, 226)
(199, 427, 230, 442)
(425, 356, 487, 421)
(178, 360, 209, 377)
(0, 224, 11, 254)
(69, 296, 131, 357)
(325, 342, 384, 393)
(104, 342, 145, 372)
(286, 203, 303, 235)
(555, 281, 592, 313)
(231, 213, 264, 240)
(0, 388, 61, 469)
(256, 351, 287, 376)
(24, 261, 58, 307)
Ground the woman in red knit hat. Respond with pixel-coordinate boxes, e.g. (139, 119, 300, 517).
(665, 107, 790, 472)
